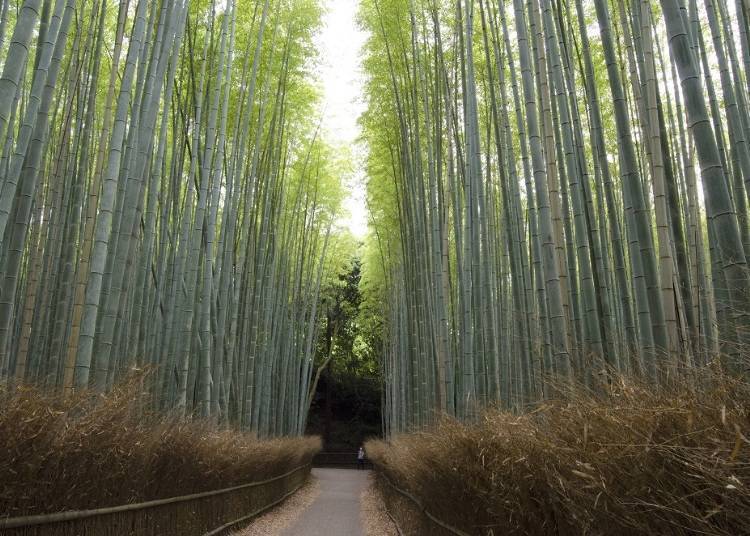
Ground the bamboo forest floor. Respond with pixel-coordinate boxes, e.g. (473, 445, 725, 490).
(234, 469, 398, 536)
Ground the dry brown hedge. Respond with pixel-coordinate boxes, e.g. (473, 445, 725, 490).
(368, 374, 750, 535)
(0, 379, 321, 517)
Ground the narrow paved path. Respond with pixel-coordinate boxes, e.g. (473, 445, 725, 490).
(281, 468, 370, 536)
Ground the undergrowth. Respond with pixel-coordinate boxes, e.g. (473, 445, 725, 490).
(0, 378, 321, 517)
(368, 372, 750, 535)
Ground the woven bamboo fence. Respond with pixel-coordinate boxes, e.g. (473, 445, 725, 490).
(0, 463, 310, 536)
(373, 467, 469, 536)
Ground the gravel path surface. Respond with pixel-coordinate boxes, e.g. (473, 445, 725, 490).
(234, 468, 398, 536)
(231, 477, 321, 536)
(360, 478, 399, 536)
(281, 468, 371, 536)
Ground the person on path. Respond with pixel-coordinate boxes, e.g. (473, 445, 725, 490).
(357, 446, 365, 470)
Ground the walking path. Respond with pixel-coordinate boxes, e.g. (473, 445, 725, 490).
(282, 468, 370, 536)
(235, 468, 397, 536)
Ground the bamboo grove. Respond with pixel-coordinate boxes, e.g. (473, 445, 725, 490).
(0, 0, 350, 436)
(359, 0, 750, 433)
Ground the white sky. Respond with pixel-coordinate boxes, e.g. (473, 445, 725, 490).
(314, 0, 369, 239)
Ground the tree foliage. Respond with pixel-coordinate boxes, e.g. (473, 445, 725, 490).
(0, 0, 350, 437)
(358, 0, 750, 433)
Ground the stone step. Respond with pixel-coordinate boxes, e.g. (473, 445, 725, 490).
(313, 451, 373, 469)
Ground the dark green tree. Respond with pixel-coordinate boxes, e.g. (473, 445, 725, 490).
(307, 257, 382, 450)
